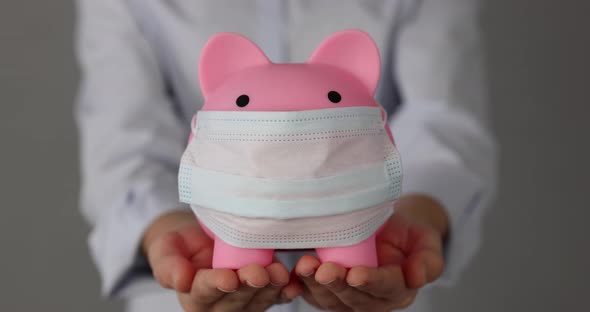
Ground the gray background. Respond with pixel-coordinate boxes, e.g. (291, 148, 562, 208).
(1, 1, 588, 311)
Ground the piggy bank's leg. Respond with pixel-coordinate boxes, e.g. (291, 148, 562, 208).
(315, 233, 378, 268)
(212, 237, 274, 269)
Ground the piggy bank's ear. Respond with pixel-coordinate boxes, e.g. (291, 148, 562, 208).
(199, 33, 270, 98)
(308, 30, 380, 95)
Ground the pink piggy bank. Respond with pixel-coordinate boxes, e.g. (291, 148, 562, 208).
(178, 30, 402, 269)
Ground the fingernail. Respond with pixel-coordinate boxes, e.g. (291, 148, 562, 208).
(281, 290, 296, 302)
(245, 280, 266, 288)
(348, 282, 365, 287)
(318, 278, 336, 286)
(300, 270, 315, 277)
(270, 281, 287, 287)
(217, 287, 237, 293)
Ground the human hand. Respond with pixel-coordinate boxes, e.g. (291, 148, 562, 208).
(295, 195, 449, 311)
(143, 211, 301, 312)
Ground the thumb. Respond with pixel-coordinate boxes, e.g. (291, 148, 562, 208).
(403, 228, 445, 289)
(147, 232, 197, 293)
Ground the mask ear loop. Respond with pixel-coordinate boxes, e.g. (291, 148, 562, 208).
(379, 106, 396, 145)
(188, 115, 198, 144)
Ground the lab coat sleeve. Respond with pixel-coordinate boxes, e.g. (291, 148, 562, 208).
(75, 0, 189, 297)
(391, 0, 498, 284)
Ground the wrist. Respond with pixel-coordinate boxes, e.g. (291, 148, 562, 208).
(394, 194, 449, 239)
(141, 210, 197, 254)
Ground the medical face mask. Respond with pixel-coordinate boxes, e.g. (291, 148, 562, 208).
(178, 106, 402, 249)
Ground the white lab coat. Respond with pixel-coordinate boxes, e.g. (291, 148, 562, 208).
(75, 0, 497, 311)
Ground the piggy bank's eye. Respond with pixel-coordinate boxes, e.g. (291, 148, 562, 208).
(236, 94, 250, 107)
(328, 91, 341, 103)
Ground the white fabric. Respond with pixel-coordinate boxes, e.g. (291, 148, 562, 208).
(194, 106, 383, 132)
(75, 0, 497, 311)
(195, 201, 393, 249)
(186, 107, 388, 179)
(179, 107, 401, 248)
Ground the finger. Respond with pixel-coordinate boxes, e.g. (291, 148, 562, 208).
(294, 257, 348, 311)
(301, 288, 324, 310)
(316, 263, 378, 310)
(404, 227, 445, 288)
(190, 269, 239, 306)
(213, 264, 269, 312)
(301, 286, 353, 312)
(278, 267, 304, 304)
(404, 249, 445, 289)
(314, 262, 347, 286)
(294, 254, 320, 278)
(280, 279, 303, 304)
(239, 264, 271, 288)
(246, 263, 289, 311)
(423, 249, 445, 282)
(178, 292, 199, 312)
(377, 241, 406, 266)
(346, 265, 409, 300)
(147, 232, 196, 292)
(267, 261, 290, 287)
